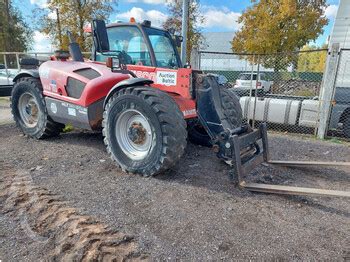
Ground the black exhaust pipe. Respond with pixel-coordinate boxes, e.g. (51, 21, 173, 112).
(67, 31, 84, 62)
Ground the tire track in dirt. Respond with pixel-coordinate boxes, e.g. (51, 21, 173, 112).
(0, 164, 148, 261)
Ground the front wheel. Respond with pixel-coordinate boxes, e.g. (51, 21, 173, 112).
(102, 86, 187, 176)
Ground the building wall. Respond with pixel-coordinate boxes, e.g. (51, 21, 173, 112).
(329, 0, 350, 88)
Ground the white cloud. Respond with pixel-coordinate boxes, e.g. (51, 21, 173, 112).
(30, 0, 48, 8)
(33, 31, 46, 42)
(116, 7, 168, 27)
(48, 11, 57, 20)
(32, 31, 52, 52)
(201, 7, 241, 31)
(325, 4, 338, 18)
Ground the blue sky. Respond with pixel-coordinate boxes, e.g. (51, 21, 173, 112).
(14, 0, 340, 51)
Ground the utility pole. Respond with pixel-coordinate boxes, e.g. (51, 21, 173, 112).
(181, 0, 189, 64)
(56, 8, 63, 49)
(3, 0, 10, 52)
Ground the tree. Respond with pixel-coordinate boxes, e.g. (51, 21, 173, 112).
(0, 0, 33, 52)
(35, 0, 117, 52)
(297, 44, 328, 72)
(163, 0, 204, 62)
(232, 0, 328, 71)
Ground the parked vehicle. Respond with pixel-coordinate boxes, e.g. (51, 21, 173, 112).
(10, 18, 349, 198)
(11, 19, 243, 176)
(240, 86, 350, 137)
(234, 73, 272, 93)
(0, 67, 18, 96)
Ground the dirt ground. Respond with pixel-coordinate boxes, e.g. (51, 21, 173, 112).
(0, 97, 13, 125)
(0, 102, 350, 260)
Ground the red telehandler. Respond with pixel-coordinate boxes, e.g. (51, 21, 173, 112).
(11, 19, 349, 198)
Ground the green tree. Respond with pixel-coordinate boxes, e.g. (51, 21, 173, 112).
(35, 0, 117, 52)
(163, 0, 204, 62)
(297, 44, 328, 72)
(0, 0, 33, 52)
(232, 0, 328, 71)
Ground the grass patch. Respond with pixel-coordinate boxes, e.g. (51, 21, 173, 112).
(63, 123, 74, 133)
(290, 88, 316, 97)
(326, 137, 343, 144)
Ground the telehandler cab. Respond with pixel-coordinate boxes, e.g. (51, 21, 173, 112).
(11, 19, 350, 198)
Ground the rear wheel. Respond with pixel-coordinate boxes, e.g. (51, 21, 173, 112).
(188, 88, 243, 147)
(187, 119, 212, 147)
(11, 77, 64, 139)
(103, 86, 187, 176)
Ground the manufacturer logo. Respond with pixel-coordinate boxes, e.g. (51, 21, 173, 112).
(131, 70, 156, 81)
(182, 109, 196, 117)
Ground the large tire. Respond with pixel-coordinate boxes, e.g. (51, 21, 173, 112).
(221, 88, 243, 128)
(188, 88, 243, 147)
(11, 77, 64, 139)
(187, 118, 213, 147)
(102, 86, 187, 176)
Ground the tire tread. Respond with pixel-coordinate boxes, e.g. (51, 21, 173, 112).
(102, 86, 187, 176)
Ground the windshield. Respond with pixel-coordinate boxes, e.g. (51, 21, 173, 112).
(96, 25, 180, 69)
(144, 27, 180, 69)
(97, 26, 152, 66)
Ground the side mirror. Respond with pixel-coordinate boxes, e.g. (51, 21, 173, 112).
(174, 35, 183, 48)
(106, 56, 126, 71)
(92, 20, 110, 53)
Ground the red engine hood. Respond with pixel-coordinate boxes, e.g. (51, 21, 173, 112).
(40, 60, 130, 107)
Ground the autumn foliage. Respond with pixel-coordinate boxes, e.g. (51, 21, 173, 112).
(36, 0, 116, 52)
(232, 0, 328, 70)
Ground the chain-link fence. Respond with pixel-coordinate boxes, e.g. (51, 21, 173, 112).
(0, 52, 57, 87)
(199, 49, 330, 137)
(1, 49, 349, 140)
(0, 52, 91, 96)
(327, 49, 350, 139)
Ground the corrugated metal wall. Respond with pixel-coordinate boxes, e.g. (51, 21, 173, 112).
(330, 0, 350, 88)
(329, 0, 350, 49)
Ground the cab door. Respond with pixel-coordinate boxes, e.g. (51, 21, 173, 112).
(95, 25, 153, 67)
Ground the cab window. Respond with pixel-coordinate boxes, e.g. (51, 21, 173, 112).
(96, 26, 152, 66)
(145, 27, 179, 69)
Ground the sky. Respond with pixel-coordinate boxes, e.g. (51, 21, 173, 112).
(13, 0, 340, 52)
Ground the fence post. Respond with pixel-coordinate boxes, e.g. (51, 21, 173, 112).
(252, 55, 260, 128)
(3, 54, 9, 78)
(317, 43, 340, 139)
(16, 53, 20, 70)
(190, 47, 200, 70)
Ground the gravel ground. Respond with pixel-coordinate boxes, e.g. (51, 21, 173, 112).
(1, 120, 350, 260)
(0, 97, 13, 125)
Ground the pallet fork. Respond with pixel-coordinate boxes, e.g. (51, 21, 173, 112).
(195, 76, 349, 197)
(231, 123, 350, 198)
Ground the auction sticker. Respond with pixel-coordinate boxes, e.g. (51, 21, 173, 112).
(156, 71, 177, 86)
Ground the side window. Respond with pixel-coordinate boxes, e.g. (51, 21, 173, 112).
(260, 74, 266, 81)
(149, 34, 177, 68)
(96, 26, 151, 66)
